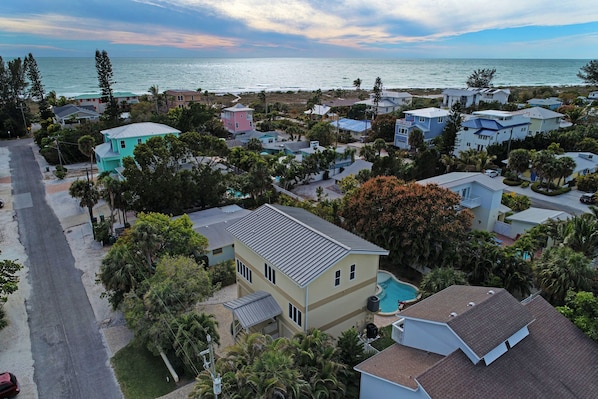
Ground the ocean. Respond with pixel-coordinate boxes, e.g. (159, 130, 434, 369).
(35, 58, 591, 98)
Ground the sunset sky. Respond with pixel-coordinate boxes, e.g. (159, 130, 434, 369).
(1, 0, 597, 58)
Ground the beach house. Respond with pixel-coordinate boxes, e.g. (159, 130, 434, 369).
(417, 172, 506, 232)
(442, 88, 510, 108)
(72, 92, 139, 114)
(52, 104, 100, 125)
(356, 90, 412, 115)
(355, 285, 598, 399)
(394, 107, 449, 149)
(225, 204, 388, 340)
(512, 106, 563, 135)
(221, 103, 255, 136)
(94, 122, 181, 174)
(526, 97, 563, 110)
(453, 110, 530, 155)
(164, 89, 202, 109)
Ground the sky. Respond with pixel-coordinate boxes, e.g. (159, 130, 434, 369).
(1, 0, 597, 58)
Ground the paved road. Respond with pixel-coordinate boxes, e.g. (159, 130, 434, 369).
(7, 140, 122, 399)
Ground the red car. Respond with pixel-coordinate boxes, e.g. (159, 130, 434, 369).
(0, 372, 19, 397)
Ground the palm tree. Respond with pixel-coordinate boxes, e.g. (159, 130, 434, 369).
(419, 267, 468, 298)
(507, 148, 530, 180)
(563, 214, 598, 257)
(533, 245, 596, 305)
(69, 179, 99, 222)
(372, 77, 383, 119)
(98, 242, 146, 309)
(556, 156, 576, 187)
(373, 138, 386, 157)
(148, 85, 160, 113)
(171, 311, 219, 374)
(353, 78, 361, 91)
(77, 135, 96, 180)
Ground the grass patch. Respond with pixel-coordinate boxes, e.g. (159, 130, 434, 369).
(371, 325, 395, 351)
(112, 343, 178, 399)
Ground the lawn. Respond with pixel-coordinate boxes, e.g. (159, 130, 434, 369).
(370, 325, 395, 352)
(112, 343, 180, 399)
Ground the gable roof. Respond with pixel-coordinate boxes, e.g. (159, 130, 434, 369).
(513, 106, 563, 119)
(400, 286, 533, 358)
(53, 104, 100, 120)
(227, 204, 388, 287)
(416, 296, 598, 398)
(101, 122, 180, 139)
(304, 104, 331, 116)
(333, 159, 372, 181)
(506, 207, 570, 224)
(356, 292, 598, 398)
(185, 205, 252, 250)
(417, 172, 506, 192)
(223, 103, 253, 112)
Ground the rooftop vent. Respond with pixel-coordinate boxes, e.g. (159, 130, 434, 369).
(449, 312, 458, 317)
(467, 302, 475, 307)
(487, 290, 495, 295)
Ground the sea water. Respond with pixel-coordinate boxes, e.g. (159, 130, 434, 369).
(34, 57, 591, 98)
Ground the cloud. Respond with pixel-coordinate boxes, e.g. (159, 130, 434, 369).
(0, 14, 240, 50)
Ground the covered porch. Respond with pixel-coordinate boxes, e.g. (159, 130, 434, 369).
(224, 291, 282, 340)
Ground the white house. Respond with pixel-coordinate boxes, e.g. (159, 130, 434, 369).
(504, 207, 570, 239)
(417, 172, 506, 232)
(357, 90, 412, 115)
(512, 106, 563, 135)
(442, 88, 510, 108)
(454, 110, 530, 155)
(355, 285, 598, 399)
(588, 90, 598, 101)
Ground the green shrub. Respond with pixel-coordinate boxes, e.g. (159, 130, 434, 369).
(54, 165, 67, 179)
(521, 181, 530, 188)
(503, 179, 522, 186)
(501, 192, 531, 212)
(576, 173, 598, 193)
(208, 260, 236, 287)
(531, 182, 572, 196)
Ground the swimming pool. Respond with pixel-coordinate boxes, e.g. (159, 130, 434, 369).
(377, 271, 419, 314)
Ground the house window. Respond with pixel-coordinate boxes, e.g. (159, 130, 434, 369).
(350, 264, 356, 280)
(437, 117, 444, 123)
(334, 270, 341, 286)
(236, 259, 252, 283)
(419, 117, 425, 122)
(466, 142, 471, 147)
(235, 123, 239, 128)
(288, 303, 302, 327)
(177, 95, 183, 101)
(137, 139, 142, 145)
(265, 263, 276, 284)
(120, 140, 126, 149)
(212, 248, 223, 255)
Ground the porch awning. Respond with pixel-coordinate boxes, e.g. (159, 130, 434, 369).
(223, 291, 281, 330)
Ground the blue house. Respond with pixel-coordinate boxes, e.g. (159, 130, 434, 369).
(95, 122, 181, 174)
(394, 107, 449, 149)
(526, 97, 562, 110)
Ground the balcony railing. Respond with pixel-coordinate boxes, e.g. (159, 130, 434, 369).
(392, 318, 405, 344)
(460, 195, 481, 208)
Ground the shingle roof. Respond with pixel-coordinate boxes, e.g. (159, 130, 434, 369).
(227, 204, 388, 287)
(101, 122, 180, 139)
(399, 286, 533, 358)
(223, 291, 281, 329)
(416, 296, 598, 399)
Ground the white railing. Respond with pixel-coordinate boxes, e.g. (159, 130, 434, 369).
(460, 195, 481, 208)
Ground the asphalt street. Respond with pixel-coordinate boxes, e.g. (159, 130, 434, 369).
(8, 139, 121, 399)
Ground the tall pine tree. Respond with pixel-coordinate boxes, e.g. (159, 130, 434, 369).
(439, 101, 463, 155)
(25, 53, 52, 120)
(95, 49, 119, 120)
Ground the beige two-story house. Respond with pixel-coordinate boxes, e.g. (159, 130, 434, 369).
(225, 204, 388, 340)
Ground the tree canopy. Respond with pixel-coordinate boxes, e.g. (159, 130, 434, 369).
(341, 176, 473, 270)
(577, 60, 598, 86)
(466, 68, 496, 88)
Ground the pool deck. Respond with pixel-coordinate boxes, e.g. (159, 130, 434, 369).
(374, 312, 401, 327)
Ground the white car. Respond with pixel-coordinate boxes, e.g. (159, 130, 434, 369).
(484, 169, 499, 178)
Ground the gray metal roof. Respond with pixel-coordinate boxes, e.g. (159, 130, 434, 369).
(223, 291, 281, 329)
(418, 172, 506, 192)
(185, 205, 252, 250)
(94, 142, 119, 159)
(101, 122, 180, 139)
(227, 204, 388, 287)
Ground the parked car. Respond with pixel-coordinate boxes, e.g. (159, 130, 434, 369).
(0, 199, 3, 208)
(0, 372, 19, 397)
(580, 192, 596, 204)
(484, 169, 500, 178)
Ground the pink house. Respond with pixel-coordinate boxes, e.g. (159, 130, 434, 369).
(221, 103, 254, 135)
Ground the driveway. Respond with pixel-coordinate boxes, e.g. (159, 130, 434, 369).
(502, 181, 593, 216)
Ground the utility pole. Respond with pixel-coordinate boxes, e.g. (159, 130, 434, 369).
(200, 334, 221, 398)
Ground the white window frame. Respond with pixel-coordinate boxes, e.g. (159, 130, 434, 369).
(265, 263, 276, 285)
(334, 270, 341, 287)
(350, 264, 356, 280)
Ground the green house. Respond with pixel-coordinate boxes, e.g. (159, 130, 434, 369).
(95, 122, 181, 174)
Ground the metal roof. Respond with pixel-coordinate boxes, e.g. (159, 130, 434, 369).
(53, 104, 100, 119)
(101, 122, 181, 139)
(418, 172, 506, 192)
(404, 107, 449, 118)
(223, 291, 281, 329)
(334, 118, 371, 133)
(227, 204, 388, 287)
(94, 142, 119, 159)
(184, 205, 252, 250)
(506, 207, 570, 224)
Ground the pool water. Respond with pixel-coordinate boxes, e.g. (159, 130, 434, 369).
(377, 272, 419, 313)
